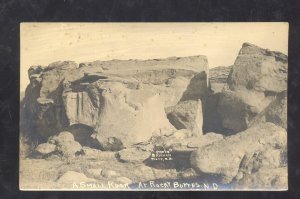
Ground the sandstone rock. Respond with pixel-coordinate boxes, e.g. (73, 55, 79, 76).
(94, 88, 175, 150)
(180, 71, 209, 101)
(56, 141, 82, 158)
(166, 100, 203, 136)
(49, 131, 82, 157)
(35, 143, 56, 155)
(190, 123, 287, 184)
(62, 91, 99, 127)
(46, 61, 78, 71)
(118, 148, 151, 163)
(56, 171, 97, 184)
(250, 91, 287, 129)
(215, 43, 287, 133)
(227, 43, 287, 92)
(21, 56, 208, 143)
(101, 169, 120, 178)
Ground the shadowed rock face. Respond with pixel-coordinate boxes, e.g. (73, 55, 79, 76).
(21, 56, 209, 149)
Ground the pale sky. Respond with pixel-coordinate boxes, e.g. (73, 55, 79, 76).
(20, 22, 288, 91)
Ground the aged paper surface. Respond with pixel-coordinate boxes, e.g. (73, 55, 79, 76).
(20, 23, 288, 190)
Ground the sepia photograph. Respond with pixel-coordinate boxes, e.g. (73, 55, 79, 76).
(19, 23, 288, 191)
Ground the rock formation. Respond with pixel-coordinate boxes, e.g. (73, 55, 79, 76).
(190, 123, 287, 184)
(20, 42, 288, 190)
(209, 65, 232, 93)
(166, 100, 203, 136)
(21, 56, 208, 150)
(215, 43, 287, 133)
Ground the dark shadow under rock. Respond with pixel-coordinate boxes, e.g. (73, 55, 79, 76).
(65, 124, 99, 148)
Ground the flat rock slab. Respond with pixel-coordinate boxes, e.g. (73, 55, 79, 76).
(118, 148, 151, 163)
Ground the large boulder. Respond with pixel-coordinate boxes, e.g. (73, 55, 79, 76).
(227, 43, 287, 92)
(190, 123, 287, 184)
(48, 131, 83, 158)
(216, 43, 287, 133)
(166, 100, 203, 136)
(93, 85, 175, 150)
(21, 56, 209, 149)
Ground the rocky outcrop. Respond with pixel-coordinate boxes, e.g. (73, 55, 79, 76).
(22, 56, 209, 150)
(227, 43, 287, 92)
(94, 91, 175, 150)
(215, 43, 287, 133)
(21, 42, 288, 190)
(190, 123, 287, 184)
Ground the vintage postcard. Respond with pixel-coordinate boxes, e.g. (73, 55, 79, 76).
(20, 23, 288, 190)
